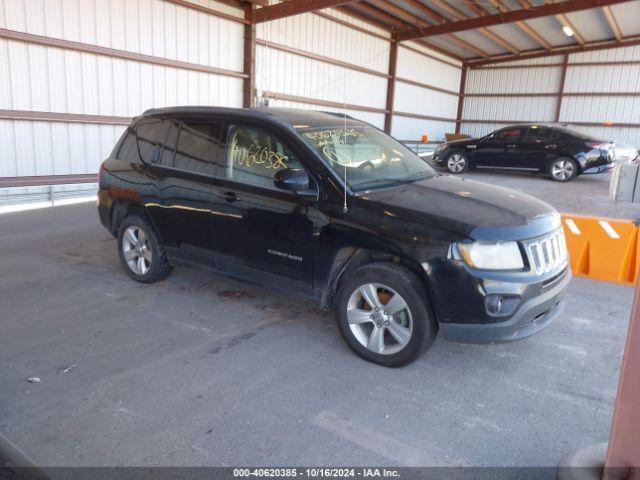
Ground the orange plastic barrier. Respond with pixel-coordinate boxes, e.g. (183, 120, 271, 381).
(561, 213, 639, 285)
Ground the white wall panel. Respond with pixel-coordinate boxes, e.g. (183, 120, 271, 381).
(561, 96, 640, 125)
(394, 83, 457, 120)
(396, 46, 461, 92)
(570, 44, 640, 63)
(466, 66, 561, 94)
(264, 98, 385, 131)
(403, 41, 463, 67)
(257, 12, 390, 74)
(0, 120, 124, 177)
(0, 0, 244, 72)
(459, 122, 512, 138)
(256, 45, 388, 110)
(0, 0, 244, 178)
(463, 96, 557, 122)
(564, 64, 640, 93)
(462, 44, 640, 147)
(391, 116, 455, 142)
(0, 39, 243, 115)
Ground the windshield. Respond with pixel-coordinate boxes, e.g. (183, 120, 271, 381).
(297, 125, 437, 192)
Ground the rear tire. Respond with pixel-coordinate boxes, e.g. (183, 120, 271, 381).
(549, 157, 578, 182)
(445, 151, 469, 174)
(117, 214, 172, 283)
(335, 262, 437, 367)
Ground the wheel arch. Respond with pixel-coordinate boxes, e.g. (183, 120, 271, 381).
(320, 248, 440, 325)
(546, 154, 581, 175)
(110, 200, 158, 237)
(445, 149, 471, 170)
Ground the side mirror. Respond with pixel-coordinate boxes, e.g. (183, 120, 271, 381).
(273, 168, 309, 192)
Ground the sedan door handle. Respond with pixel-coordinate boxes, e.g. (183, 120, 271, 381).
(219, 191, 239, 203)
(507, 144, 517, 148)
(545, 144, 557, 149)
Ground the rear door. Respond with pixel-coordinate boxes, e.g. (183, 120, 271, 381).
(474, 127, 525, 168)
(142, 118, 223, 258)
(208, 122, 318, 291)
(516, 126, 553, 170)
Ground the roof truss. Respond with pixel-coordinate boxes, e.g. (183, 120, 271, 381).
(253, 0, 356, 23)
(397, 0, 630, 41)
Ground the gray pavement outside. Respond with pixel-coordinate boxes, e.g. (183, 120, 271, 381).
(437, 168, 640, 221)
(0, 172, 634, 469)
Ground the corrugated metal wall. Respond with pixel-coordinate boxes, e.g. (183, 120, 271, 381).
(392, 43, 461, 141)
(561, 45, 640, 146)
(0, 0, 245, 178)
(0, 1, 463, 179)
(255, 10, 390, 129)
(460, 46, 640, 147)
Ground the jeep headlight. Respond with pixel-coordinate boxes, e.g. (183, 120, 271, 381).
(456, 241, 524, 270)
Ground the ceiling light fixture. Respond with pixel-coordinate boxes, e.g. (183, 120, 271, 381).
(562, 25, 575, 37)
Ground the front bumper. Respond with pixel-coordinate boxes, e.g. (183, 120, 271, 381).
(426, 258, 571, 343)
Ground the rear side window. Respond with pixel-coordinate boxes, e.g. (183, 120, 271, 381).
(159, 120, 180, 167)
(136, 119, 168, 164)
(495, 128, 524, 142)
(173, 122, 223, 176)
(225, 125, 302, 189)
(116, 127, 139, 162)
(551, 130, 571, 141)
(525, 127, 551, 141)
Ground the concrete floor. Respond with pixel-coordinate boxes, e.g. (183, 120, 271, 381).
(0, 177, 633, 468)
(435, 167, 640, 220)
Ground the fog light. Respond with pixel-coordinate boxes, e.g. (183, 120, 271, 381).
(485, 294, 520, 317)
(486, 295, 504, 315)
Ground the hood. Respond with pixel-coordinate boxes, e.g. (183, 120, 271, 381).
(354, 175, 560, 241)
(443, 138, 478, 148)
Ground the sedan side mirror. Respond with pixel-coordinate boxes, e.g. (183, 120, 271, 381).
(273, 168, 309, 192)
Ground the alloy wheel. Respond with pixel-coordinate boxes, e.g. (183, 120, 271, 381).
(552, 160, 575, 180)
(346, 283, 413, 355)
(122, 226, 152, 275)
(447, 153, 466, 173)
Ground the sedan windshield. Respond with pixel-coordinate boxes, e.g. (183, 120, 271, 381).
(297, 125, 437, 192)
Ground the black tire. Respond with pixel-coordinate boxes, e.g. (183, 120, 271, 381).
(445, 151, 469, 174)
(116, 214, 172, 283)
(549, 157, 578, 182)
(335, 262, 437, 367)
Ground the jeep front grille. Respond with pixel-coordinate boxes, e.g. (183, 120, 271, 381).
(525, 229, 568, 275)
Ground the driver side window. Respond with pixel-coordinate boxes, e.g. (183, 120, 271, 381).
(225, 125, 302, 189)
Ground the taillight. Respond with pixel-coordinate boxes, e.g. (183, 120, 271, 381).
(98, 161, 107, 183)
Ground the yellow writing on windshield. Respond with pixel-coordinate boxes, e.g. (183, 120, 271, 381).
(304, 128, 364, 166)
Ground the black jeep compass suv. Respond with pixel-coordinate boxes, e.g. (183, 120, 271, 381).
(98, 107, 571, 367)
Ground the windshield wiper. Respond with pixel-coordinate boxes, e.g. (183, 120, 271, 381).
(353, 172, 431, 192)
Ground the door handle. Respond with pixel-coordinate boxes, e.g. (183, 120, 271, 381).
(545, 144, 557, 149)
(219, 191, 239, 203)
(507, 144, 517, 148)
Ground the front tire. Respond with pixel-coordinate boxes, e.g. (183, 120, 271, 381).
(117, 214, 171, 283)
(335, 263, 437, 367)
(445, 151, 469, 174)
(549, 157, 578, 182)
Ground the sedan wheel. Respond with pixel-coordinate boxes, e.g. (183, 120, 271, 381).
(551, 159, 576, 181)
(446, 153, 467, 174)
(346, 283, 413, 355)
(121, 226, 152, 275)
